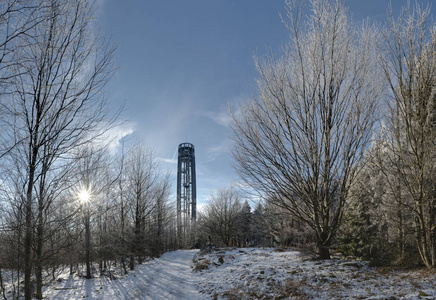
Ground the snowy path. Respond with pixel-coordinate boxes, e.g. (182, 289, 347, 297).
(112, 249, 202, 300)
(44, 249, 204, 300)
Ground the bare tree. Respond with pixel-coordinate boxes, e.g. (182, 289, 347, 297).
(33, 140, 79, 298)
(95, 162, 117, 274)
(125, 145, 159, 269)
(0, 1, 44, 84)
(0, 0, 116, 297)
(151, 172, 172, 256)
(200, 186, 242, 247)
(381, 2, 436, 268)
(114, 136, 129, 273)
(231, 0, 383, 258)
(75, 144, 109, 280)
(0, 1, 44, 157)
(0, 179, 26, 299)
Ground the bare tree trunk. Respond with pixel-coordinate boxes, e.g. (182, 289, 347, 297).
(118, 139, 128, 274)
(134, 200, 142, 264)
(398, 209, 405, 259)
(431, 191, 436, 267)
(84, 206, 91, 279)
(129, 255, 134, 271)
(35, 210, 44, 299)
(0, 267, 7, 300)
(120, 200, 127, 273)
(24, 157, 37, 300)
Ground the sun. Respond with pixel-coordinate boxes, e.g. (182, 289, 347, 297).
(78, 190, 90, 204)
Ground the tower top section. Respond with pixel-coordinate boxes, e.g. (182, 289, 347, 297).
(178, 143, 195, 151)
(178, 143, 195, 158)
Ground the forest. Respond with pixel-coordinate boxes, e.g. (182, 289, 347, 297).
(0, 0, 434, 299)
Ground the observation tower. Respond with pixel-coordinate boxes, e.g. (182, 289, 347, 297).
(176, 143, 196, 247)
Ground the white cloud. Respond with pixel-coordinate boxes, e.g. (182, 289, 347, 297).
(159, 157, 177, 164)
(98, 122, 135, 155)
(196, 203, 207, 215)
(197, 110, 232, 127)
(208, 141, 230, 155)
(201, 141, 231, 163)
(196, 95, 246, 128)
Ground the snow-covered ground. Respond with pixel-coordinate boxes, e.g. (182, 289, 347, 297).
(194, 248, 436, 299)
(38, 248, 435, 299)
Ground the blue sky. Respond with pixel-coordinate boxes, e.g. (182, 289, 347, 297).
(97, 0, 435, 207)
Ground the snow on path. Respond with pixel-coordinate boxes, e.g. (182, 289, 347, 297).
(44, 249, 204, 300)
(115, 249, 202, 299)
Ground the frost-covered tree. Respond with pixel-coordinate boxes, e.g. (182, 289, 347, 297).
(125, 145, 168, 268)
(200, 186, 243, 247)
(239, 200, 253, 245)
(253, 200, 312, 248)
(231, 0, 383, 258)
(381, 2, 436, 268)
(250, 203, 270, 247)
(147, 173, 173, 256)
(340, 136, 394, 265)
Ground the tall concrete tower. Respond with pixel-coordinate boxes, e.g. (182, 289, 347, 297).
(176, 143, 196, 247)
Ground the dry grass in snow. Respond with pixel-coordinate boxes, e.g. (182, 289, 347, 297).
(193, 247, 435, 300)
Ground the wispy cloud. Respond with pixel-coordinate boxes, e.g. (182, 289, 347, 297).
(197, 95, 246, 128)
(200, 141, 231, 163)
(196, 110, 231, 127)
(101, 122, 135, 155)
(208, 141, 230, 155)
(159, 157, 177, 164)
